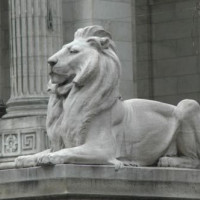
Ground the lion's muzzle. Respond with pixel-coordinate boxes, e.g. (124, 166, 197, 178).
(48, 56, 58, 68)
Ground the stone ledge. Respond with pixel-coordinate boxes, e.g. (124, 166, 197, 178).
(0, 164, 200, 200)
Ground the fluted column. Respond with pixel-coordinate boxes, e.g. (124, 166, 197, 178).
(5, 0, 62, 118)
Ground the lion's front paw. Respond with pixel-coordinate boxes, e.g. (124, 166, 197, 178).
(37, 154, 65, 166)
(15, 155, 37, 168)
(109, 159, 124, 171)
(123, 161, 141, 167)
(37, 154, 52, 166)
(15, 156, 25, 168)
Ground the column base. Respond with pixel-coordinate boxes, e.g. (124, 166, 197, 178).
(3, 96, 48, 118)
(0, 116, 49, 163)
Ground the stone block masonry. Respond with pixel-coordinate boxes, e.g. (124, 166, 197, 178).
(136, 0, 200, 104)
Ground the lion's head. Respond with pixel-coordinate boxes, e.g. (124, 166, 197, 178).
(47, 25, 122, 147)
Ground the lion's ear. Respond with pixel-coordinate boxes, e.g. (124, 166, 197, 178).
(87, 37, 110, 50)
(100, 37, 110, 49)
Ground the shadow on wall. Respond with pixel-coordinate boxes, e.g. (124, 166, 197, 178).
(0, 99, 6, 118)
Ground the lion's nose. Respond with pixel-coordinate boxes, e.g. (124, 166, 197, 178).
(48, 57, 58, 68)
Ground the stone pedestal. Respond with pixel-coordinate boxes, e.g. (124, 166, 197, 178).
(0, 165, 200, 199)
(0, 0, 62, 163)
(0, 116, 49, 163)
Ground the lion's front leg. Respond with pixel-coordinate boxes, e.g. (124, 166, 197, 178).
(37, 145, 108, 165)
(37, 144, 124, 169)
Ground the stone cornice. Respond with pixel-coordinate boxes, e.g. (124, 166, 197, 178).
(0, 164, 200, 199)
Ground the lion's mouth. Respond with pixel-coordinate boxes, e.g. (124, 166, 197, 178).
(49, 71, 76, 86)
(58, 74, 76, 87)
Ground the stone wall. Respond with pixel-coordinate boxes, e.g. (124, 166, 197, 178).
(136, 0, 200, 105)
(62, 0, 136, 99)
(0, 0, 10, 103)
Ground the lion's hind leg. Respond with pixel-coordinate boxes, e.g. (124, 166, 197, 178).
(159, 99, 200, 169)
(158, 156, 200, 168)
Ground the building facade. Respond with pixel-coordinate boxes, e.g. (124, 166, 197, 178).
(0, 0, 199, 163)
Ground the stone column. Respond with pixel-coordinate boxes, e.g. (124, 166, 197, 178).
(5, 0, 63, 118)
(0, 0, 62, 164)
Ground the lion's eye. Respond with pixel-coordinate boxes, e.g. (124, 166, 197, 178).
(70, 49, 79, 54)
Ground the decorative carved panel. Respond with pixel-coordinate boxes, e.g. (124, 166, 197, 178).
(21, 132, 36, 154)
(0, 128, 46, 158)
(3, 133, 20, 156)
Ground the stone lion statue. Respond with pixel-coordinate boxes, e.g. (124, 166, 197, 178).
(16, 25, 200, 169)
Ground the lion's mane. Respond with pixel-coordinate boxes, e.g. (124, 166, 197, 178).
(47, 26, 122, 149)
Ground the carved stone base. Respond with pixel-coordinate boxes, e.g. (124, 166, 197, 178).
(0, 165, 200, 200)
(0, 116, 49, 163)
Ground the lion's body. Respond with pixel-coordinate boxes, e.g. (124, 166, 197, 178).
(44, 92, 200, 168)
(113, 99, 177, 166)
(15, 25, 200, 169)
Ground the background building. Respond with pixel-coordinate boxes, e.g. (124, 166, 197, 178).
(0, 0, 199, 162)
(136, 0, 200, 104)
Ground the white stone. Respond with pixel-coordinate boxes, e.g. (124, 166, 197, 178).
(15, 26, 200, 170)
